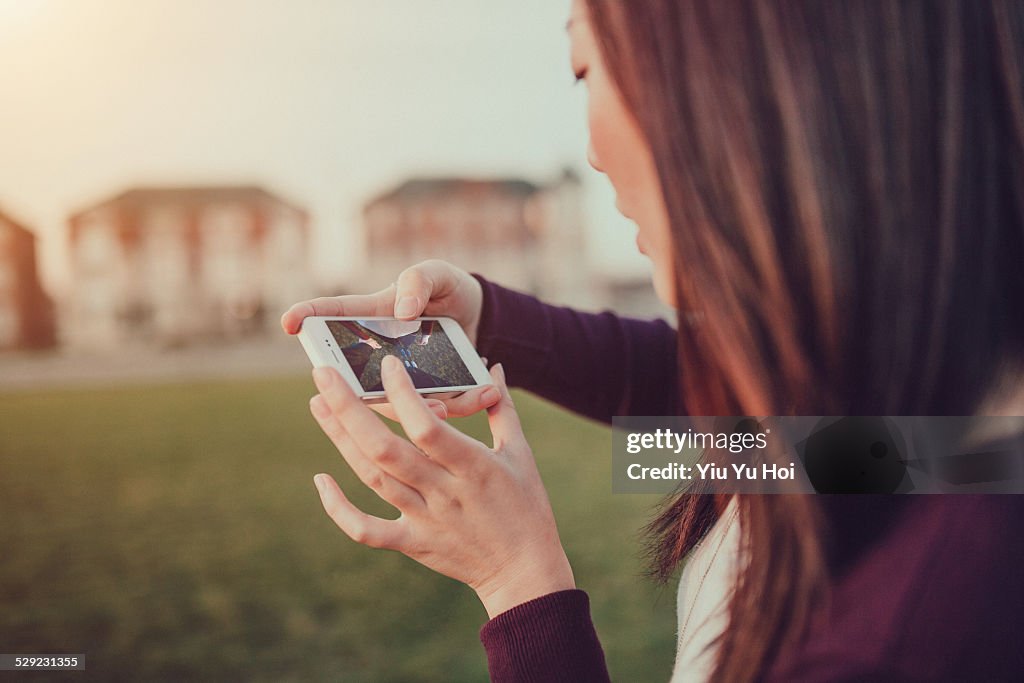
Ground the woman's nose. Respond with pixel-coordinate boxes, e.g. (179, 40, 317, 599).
(587, 141, 604, 174)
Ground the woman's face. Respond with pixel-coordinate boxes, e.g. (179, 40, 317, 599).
(568, 0, 676, 307)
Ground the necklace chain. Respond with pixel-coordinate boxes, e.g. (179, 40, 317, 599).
(678, 507, 739, 647)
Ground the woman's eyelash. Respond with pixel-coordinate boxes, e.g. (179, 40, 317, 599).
(573, 68, 588, 84)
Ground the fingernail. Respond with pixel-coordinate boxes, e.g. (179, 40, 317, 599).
(309, 395, 330, 419)
(313, 474, 327, 494)
(395, 296, 418, 318)
(381, 354, 399, 377)
(494, 363, 506, 384)
(481, 386, 500, 403)
(427, 401, 448, 419)
(313, 367, 336, 389)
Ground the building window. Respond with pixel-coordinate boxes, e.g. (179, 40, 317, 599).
(79, 223, 117, 272)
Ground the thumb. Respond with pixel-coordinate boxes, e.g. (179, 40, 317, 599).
(393, 265, 434, 319)
(486, 364, 527, 454)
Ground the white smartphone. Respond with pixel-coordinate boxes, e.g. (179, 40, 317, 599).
(296, 316, 492, 402)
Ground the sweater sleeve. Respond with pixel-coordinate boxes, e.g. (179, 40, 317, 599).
(471, 274, 680, 424)
(761, 495, 1024, 682)
(480, 589, 611, 683)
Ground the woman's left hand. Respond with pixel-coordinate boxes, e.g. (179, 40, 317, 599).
(309, 355, 575, 618)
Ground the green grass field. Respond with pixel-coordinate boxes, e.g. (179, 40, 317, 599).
(0, 376, 677, 682)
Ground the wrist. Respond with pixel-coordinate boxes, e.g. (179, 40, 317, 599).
(475, 552, 576, 619)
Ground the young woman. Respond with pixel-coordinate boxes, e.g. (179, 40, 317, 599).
(282, 1, 1024, 680)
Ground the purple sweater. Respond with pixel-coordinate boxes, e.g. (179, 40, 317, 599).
(471, 275, 1024, 682)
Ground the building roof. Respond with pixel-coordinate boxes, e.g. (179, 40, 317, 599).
(366, 177, 541, 209)
(71, 185, 306, 218)
(0, 206, 36, 239)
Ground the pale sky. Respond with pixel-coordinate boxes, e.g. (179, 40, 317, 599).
(0, 0, 649, 296)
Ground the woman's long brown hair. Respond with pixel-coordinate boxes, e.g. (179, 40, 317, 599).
(585, 1, 1024, 680)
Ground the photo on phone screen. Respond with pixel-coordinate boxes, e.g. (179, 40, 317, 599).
(325, 319, 475, 392)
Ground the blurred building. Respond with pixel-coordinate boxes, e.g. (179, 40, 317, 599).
(67, 186, 312, 349)
(361, 169, 594, 307)
(0, 209, 57, 350)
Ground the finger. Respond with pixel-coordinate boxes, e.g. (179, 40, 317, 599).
(433, 384, 501, 418)
(370, 400, 449, 422)
(393, 260, 459, 319)
(313, 366, 442, 489)
(486, 364, 529, 455)
(281, 284, 397, 334)
(310, 395, 425, 511)
(313, 473, 407, 550)
(380, 355, 479, 470)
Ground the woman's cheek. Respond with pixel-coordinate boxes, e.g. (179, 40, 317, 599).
(586, 107, 611, 176)
(587, 88, 631, 179)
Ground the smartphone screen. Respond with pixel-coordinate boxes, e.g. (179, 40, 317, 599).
(324, 319, 475, 392)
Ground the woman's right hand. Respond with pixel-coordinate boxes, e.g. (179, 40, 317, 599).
(281, 259, 498, 420)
